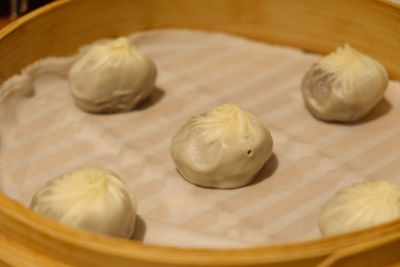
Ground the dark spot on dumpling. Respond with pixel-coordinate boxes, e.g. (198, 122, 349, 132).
(304, 68, 336, 106)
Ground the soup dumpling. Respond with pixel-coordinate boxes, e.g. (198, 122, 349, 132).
(170, 102, 273, 189)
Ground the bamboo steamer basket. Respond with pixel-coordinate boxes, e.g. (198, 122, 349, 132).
(0, 0, 400, 266)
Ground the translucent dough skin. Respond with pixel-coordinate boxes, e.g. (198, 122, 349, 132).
(170, 103, 273, 189)
(69, 37, 157, 113)
(301, 44, 388, 122)
(30, 168, 137, 239)
(319, 180, 400, 236)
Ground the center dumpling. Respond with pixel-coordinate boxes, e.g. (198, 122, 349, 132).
(171, 102, 273, 189)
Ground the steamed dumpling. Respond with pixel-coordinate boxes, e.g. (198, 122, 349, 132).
(69, 37, 157, 113)
(319, 180, 400, 236)
(301, 44, 388, 122)
(30, 168, 137, 239)
(170, 102, 273, 189)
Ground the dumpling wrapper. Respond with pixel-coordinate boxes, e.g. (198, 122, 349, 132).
(319, 180, 400, 236)
(301, 44, 388, 122)
(170, 102, 273, 189)
(69, 37, 157, 113)
(30, 168, 137, 239)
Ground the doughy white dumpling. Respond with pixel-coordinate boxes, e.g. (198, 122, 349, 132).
(319, 180, 400, 236)
(69, 37, 157, 113)
(30, 168, 137, 239)
(301, 44, 388, 122)
(170, 102, 273, 189)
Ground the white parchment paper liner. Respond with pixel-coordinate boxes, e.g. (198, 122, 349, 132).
(1, 29, 400, 248)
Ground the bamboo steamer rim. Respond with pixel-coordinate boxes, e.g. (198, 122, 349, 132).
(0, 0, 400, 266)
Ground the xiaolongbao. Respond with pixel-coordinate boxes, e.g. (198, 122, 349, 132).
(319, 180, 400, 236)
(301, 44, 388, 122)
(69, 37, 157, 113)
(170, 102, 273, 189)
(30, 168, 137, 239)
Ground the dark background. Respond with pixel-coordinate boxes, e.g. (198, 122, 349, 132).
(0, 0, 54, 28)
